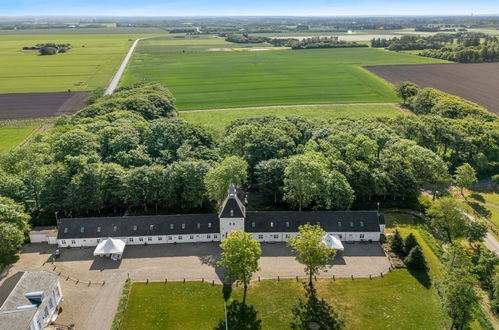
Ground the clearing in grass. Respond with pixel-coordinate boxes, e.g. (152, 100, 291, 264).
(122, 38, 446, 110)
(180, 103, 403, 136)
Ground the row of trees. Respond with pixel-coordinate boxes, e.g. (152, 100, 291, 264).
(419, 43, 499, 63)
(371, 34, 455, 50)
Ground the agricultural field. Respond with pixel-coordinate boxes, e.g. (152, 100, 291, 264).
(366, 63, 499, 114)
(0, 119, 49, 153)
(0, 91, 88, 119)
(180, 103, 403, 136)
(0, 32, 164, 93)
(122, 38, 446, 110)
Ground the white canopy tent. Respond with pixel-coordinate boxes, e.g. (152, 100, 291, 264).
(93, 237, 126, 260)
(322, 234, 344, 251)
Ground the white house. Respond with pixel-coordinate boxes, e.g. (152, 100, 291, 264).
(0, 270, 62, 330)
(40, 184, 384, 249)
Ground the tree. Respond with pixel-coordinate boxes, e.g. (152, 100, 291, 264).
(288, 224, 336, 286)
(465, 221, 488, 250)
(404, 246, 428, 271)
(0, 222, 24, 262)
(291, 284, 343, 330)
(396, 81, 420, 106)
(492, 276, 499, 314)
(404, 233, 419, 256)
(215, 301, 262, 330)
(472, 250, 499, 292)
(205, 156, 248, 202)
(317, 170, 354, 210)
(217, 231, 261, 304)
(454, 163, 477, 197)
(0, 197, 30, 234)
(390, 230, 405, 257)
(255, 159, 287, 204)
(426, 197, 469, 243)
(284, 153, 327, 211)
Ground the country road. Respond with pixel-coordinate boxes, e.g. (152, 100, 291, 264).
(104, 38, 145, 95)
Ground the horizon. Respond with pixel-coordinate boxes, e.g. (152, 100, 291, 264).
(3, 0, 499, 17)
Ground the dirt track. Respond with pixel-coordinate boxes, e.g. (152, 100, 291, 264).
(0, 91, 88, 119)
(365, 63, 499, 115)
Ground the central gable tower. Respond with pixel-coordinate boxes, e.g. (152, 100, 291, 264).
(219, 184, 246, 239)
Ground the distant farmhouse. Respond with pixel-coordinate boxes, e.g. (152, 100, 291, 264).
(0, 270, 62, 330)
(32, 185, 385, 258)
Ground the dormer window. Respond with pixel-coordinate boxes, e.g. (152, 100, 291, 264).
(113, 226, 117, 232)
(150, 225, 154, 230)
(80, 227, 84, 233)
(97, 226, 101, 233)
(133, 225, 137, 231)
(170, 224, 174, 230)
(230, 209, 234, 217)
(208, 222, 212, 228)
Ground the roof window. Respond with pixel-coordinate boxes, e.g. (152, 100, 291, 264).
(170, 224, 174, 230)
(360, 221, 364, 227)
(64, 228, 68, 233)
(252, 222, 255, 228)
(350, 221, 354, 227)
(80, 227, 84, 233)
(317, 221, 321, 226)
(197, 223, 201, 229)
(208, 222, 212, 228)
(97, 226, 101, 233)
(133, 225, 137, 231)
(338, 221, 342, 227)
(182, 223, 185, 229)
(286, 221, 290, 228)
(150, 225, 154, 230)
(113, 226, 117, 232)
(270, 222, 274, 228)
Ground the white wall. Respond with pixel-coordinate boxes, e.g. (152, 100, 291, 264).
(251, 231, 380, 243)
(219, 217, 245, 240)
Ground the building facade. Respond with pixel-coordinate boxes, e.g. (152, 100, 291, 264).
(52, 185, 385, 248)
(0, 270, 62, 330)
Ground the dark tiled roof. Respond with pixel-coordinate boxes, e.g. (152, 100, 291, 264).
(57, 214, 220, 240)
(245, 211, 383, 233)
(219, 197, 245, 218)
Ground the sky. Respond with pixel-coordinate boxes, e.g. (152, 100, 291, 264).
(2, 0, 499, 16)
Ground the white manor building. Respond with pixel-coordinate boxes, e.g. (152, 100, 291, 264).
(49, 185, 385, 250)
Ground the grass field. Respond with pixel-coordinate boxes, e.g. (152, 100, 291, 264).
(121, 269, 447, 330)
(0, 119, 48, 153)
(122, 38, 446, 110)
(120, 211, 448, 330)
(0, 33, 164, 93)
(180, 103, 403, 136)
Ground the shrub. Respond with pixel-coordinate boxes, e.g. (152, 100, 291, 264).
(396, 81, 420, 107)
(404, 233, 419, 256)
(404, 245, 428, 271)
(390, 230, 405, 257)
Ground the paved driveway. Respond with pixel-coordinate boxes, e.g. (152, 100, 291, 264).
(1, 242, 389, 330)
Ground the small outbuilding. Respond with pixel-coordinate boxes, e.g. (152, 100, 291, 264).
(93, 237, 126, 260)
(323, 234, 344, 251)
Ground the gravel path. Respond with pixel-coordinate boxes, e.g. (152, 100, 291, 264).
(104, 38, 145, 95)
(1, 242, 390, 330)
(181, 102, 400, 113)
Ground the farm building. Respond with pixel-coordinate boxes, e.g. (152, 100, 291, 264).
(0, 270, 62, 330)
(36, 185, 385, 249)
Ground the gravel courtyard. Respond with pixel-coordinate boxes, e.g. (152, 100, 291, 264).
(1, 242, 390, 330)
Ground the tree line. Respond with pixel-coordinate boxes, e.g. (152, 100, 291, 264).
(0, 82, 497, 226)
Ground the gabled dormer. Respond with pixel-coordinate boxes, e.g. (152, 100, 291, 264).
(219, 184, 246, 239)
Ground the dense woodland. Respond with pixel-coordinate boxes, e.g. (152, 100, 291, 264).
(0, 82, 496, 227)
(372, 33, 499, 63)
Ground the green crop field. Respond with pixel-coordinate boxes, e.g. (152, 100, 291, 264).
(180, 103, 403, 136)
(0, 33, 164, 93)
(122, 38, 446, 110)
(0, 119, 48, 153)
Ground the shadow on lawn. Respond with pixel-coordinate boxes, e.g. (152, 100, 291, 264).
(214, 301, 262, 330)
(408, 268, 431, 289)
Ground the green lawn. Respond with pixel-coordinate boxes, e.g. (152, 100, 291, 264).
(0, 119, 47, 153)
(120, 214, 447, 330)
(0, 33, 163, 93)
(121, 269, 447, 330)
(180, 103, 403, 136)
(122, 38, 446, 110)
